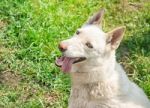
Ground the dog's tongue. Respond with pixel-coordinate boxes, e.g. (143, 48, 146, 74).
(56, 57, 75, 73)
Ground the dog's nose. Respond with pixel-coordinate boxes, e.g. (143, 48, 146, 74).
(58, 43, 67, 52)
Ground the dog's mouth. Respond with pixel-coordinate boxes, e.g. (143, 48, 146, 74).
(55, 56, 86, 73)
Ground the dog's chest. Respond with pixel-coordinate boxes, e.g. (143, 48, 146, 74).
(69, 82, 119, 108)
(71, 82, 118, 98)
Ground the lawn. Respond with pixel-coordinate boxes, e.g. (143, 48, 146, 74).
(0, 0, 150, 108)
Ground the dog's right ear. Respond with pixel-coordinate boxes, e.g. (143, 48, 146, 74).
(86, 9, 105, 26)
(106, 26, 126, 50)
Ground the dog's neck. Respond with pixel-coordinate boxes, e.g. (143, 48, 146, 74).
(70, 52, 119, 86)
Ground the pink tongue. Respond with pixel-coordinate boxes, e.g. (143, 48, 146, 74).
(61, 57, 74, 72)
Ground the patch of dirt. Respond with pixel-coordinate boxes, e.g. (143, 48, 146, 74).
(0, 70, 21, 87)
(120, 0, 143, 11)
(44, 91, 59, 106)
(0, 20, 7, 29)
(18, 84, 60, 105)
(18, 84, 38, 102)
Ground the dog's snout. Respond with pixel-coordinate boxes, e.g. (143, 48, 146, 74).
(58, 43, 67, 52)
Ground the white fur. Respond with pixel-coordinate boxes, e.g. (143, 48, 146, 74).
(60, 23, 150, 108)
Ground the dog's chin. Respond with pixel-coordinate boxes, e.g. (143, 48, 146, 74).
(55, 56, 86, 73)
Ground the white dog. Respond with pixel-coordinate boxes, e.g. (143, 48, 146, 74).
(56, 9, 150, 108)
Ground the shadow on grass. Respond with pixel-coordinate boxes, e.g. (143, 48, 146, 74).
(117, 27, 149, 58)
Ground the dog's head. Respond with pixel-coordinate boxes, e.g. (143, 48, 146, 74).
(56, 9, 125, 73)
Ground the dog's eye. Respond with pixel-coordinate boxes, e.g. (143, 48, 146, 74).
(76, 30, 80, 35)
(86, 42, 93, 48)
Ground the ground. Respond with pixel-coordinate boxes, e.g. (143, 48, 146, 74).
(0, 0, 150, 108)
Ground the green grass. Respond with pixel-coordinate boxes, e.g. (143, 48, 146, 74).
(0, 0, 150, 108)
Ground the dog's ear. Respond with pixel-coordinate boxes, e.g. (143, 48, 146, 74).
(106, 26, 126, 50)
(86, 9, 105, 26)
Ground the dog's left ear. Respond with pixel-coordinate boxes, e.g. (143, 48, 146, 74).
(106, 26, 126, 50)
(87, 9, 105, 26)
